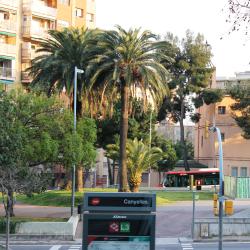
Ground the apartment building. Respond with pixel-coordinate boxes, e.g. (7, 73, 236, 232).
(0, 0, 95, 90)
(194, 71, 250, 177)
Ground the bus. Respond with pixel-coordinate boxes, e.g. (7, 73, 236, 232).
(162, 168, 219, 188)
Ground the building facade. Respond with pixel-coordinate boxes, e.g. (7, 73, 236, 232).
(157, 120, 195, 144)
(194, 71, 250, 177)
(0, 0, 95, 90)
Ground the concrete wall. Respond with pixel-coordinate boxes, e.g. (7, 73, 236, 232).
(194, 218, 250, 241)
(16, 215, 79, 240)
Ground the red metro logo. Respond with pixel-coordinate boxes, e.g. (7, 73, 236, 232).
(91, 197, 100, 206)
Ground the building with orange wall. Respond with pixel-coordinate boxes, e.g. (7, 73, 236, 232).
(195, 71, 250, 177)
(0, 0, 95, 90)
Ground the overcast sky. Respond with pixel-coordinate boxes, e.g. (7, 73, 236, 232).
(96, 0, 250, 77)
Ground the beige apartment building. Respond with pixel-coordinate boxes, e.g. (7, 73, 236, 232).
(0, 0, 95, 90)
(194, 71, 250, 177)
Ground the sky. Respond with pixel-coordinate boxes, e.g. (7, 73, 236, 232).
(96, 0, 250, 77)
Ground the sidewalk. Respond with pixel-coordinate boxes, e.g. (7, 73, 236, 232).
(0, 204, 71, 218)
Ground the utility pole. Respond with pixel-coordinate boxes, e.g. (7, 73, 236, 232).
(210, 126, 224, 250)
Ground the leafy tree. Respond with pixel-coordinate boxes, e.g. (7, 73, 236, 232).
(0, 90, 96, 248)
(28, 28, 98, 188)
(126, 138, 162, 192)
(89, 26, 169, 191)
(174, 140, 194, 160)
(0, 91, 66, 249)
(158, 31, 222, 170)
(151, 136, 178, 184)
(228, 84, 250, 139)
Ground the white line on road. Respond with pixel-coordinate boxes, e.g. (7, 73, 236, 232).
(49, 246, 62, 250)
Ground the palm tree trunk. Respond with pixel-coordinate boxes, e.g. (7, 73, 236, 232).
(77, 166, 83, 191)
(119, 82, 129, 192)
(180, 99, 189, 171)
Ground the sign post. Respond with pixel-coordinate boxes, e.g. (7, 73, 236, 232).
(82, 192, 156, 250)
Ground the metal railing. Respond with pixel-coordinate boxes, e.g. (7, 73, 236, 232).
(22, 26, 50, 39)
(23, 0, 57, 19)
(0, 20, 16, 32)
(0, 43, 16, 57)
(0, 0, 18, 9)
(0, 67, 15, 79)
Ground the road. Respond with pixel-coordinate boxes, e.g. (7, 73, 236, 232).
(156, 200, 250, 237)
(8, 242, 250, 250)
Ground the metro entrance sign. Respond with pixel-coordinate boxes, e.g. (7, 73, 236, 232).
(84, 192, 156, 212)
(82, 192, 156, 250)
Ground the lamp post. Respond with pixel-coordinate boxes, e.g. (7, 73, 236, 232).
(148, 109, 152, 188)
(210, 126, 224, 250)
(71, 66, 84, 216)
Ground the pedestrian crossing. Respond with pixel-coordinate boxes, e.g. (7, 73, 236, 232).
(68, 245, 81, 250)
(181, 242, 194, 250)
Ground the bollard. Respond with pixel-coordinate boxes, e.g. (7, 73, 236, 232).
(213, 193, 218, 216)
(225, 200, 234, 216)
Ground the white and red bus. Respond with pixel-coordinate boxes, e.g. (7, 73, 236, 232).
(162, 168, 219, 187)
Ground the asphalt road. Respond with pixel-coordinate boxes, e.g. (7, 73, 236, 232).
(156, 200, 250, 237)
(8, 242, 250, 250)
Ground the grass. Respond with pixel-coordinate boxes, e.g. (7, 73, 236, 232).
(17, 188, 214, 207)
(154, 191, 214, 205)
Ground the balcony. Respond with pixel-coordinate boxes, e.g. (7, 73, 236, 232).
(23, 0, 57, 20)
(22, 26, 51, 40)
(0, 20, 16, 34)
(0, 0, 18, 10)
(22, 46, 50, 62)
(0, 43, 16, 58)
(0, 67, 15, 81)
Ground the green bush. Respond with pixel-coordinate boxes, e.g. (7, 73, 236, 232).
(0, 219, 19, 234)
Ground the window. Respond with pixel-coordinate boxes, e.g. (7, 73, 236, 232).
(59, 0, 70, 5)
(218, 106, 226, 114)
(201, 135, 203, 147)
(221, 133, 225, 142)
(57, 20, 69, 28)
(231, 167, 238, 177)
(86, 13, 94, 22)
(75, 8, 83, 17)
(240, 167, 247, 177)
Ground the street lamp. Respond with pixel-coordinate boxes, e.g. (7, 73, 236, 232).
(71, 66, 84, 216)
(209, 126, 224, 250)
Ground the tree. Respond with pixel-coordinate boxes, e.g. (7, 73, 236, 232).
(158, 31, 222, 170)
(0, 91, 64, 249)
(126, 138, 162, 192)
(89, 26, 169, 191)
(151, 136, 178, 184)
(28, 28, 98, 189)
(0, 90, 96, 249)
(228, 84, 250, 139)
(225, 0, 250, 36)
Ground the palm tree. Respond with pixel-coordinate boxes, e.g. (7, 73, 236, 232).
(127, 138, 162, 192)
(88, 26, 169, 191)
(28, 28, 99, 111)
(28, 28, 99, 190)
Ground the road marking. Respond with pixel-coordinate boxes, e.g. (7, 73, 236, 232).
(181, 242, 193, 250)
(69, 246, 81, 250)
(49, 246, 62, 250)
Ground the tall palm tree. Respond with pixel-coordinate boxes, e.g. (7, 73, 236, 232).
(88, 26, 170, 191)
(28, 28, 99, 190)
(28, 28, 98, 115)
